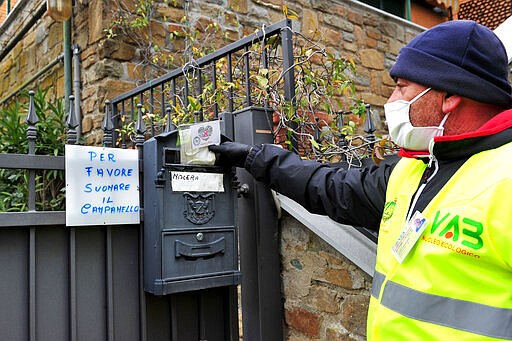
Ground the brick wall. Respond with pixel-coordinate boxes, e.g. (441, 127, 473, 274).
(0, 0, 19, 23)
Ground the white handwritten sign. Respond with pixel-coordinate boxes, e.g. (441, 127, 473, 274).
(65, 145, 140, 226)
(171, 171, 224, 192)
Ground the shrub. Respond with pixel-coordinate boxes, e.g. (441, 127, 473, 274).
(0, 88, 66, 211)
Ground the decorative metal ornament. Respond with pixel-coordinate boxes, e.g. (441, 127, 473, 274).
(183, 193, 215, 225)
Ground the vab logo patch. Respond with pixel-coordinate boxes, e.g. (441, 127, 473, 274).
(429, 210, 483, 250)
(422, 210, 484, 259)
(382, 200, 397, 222)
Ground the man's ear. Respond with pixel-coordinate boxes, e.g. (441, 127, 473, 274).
(442, 93, 461, 113)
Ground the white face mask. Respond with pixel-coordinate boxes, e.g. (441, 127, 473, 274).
(384, 87, 449, 151)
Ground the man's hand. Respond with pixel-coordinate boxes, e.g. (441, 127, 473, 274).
(209, 141, 252, 168)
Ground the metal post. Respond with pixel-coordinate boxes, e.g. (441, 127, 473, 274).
(135, 103, 147, 341)
(64, 19, 72, 114)
(165, 107, 176, 132)
(281, 19, 295, 105)
(212, 63, 218, 118)
(227, 54, 234, 112)
(73, 45, 82, 141)
(244, 45, 252, 107)
(149, 87, 155, 136)
(234, 107, 283, 341)
(26, 91, 38, 211)
(280, 19, 298, 151)
(26, 90, 38, 341)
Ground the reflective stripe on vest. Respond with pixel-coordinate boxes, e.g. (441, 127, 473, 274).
(372, 270, 512, 340)
(371, 270, 385, 299)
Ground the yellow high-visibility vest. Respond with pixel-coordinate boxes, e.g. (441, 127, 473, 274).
(367, 142, 512, 340)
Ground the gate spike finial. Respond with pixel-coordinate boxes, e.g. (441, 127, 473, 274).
(103, 100, 114, 131)
(165, 107, 177, 132)
(103, 100, 114, 147)
(135, 103, 146, 148)
(66, 95, 78, 129)
(364, 104, 376, 135)
(26, 90, 38, 154)
(136, 103, 146, 134)
(364, 104, 376, 148)
(66, 95, 78, 144)
(26, 90, 38, 125)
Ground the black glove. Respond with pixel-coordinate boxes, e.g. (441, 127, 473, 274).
(209, 141, 252, 168)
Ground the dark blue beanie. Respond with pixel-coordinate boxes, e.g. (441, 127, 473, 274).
(390, 20, 512, 109)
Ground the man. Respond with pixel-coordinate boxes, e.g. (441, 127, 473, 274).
(210, 20, 512, 340)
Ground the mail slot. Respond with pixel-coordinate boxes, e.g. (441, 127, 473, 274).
(143, 128, 240, 295)
(175, 235, 225, 259)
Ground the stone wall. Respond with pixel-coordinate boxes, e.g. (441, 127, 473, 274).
(0, 0, 65, 105)
(280, 213, 372, 340)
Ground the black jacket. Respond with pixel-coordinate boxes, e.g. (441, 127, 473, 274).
(245, 109, 512, 231)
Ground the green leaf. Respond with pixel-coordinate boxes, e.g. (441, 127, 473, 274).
(256, 75, 269, 88)
(310, 137, 320, 149)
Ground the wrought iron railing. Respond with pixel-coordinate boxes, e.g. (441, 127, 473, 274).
(107, 19, 296, 148)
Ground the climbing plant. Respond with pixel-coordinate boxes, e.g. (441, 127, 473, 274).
(105, 1, 397, 164)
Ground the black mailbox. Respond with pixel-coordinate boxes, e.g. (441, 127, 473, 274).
(143, 130, 240, 295)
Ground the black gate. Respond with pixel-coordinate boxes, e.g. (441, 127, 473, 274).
(0, 94, 143, 340)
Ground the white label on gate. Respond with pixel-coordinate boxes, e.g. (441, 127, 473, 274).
(171, 171, 224, 192)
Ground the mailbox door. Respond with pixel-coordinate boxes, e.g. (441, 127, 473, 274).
(162, 228, 237, 280)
